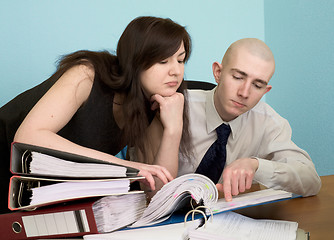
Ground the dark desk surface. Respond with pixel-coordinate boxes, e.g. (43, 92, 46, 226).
(234, 175, 334, 240)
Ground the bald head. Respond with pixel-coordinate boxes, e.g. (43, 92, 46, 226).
(222, 38, 275, 80)
(223, 38, 275, 66)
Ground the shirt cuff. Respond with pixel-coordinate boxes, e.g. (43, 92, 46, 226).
(253, 157, 275, 188)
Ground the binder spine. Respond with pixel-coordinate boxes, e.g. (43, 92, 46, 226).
(21, 209, 90, 238)
(0, 202, 98, 239)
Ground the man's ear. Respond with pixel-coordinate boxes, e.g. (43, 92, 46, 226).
(265, 85, 272, 94)
(212, 61, 222, 84)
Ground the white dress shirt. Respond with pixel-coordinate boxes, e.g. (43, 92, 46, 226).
(179, 88, 321, 196)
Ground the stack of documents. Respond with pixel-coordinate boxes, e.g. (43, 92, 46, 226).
(29, 151, 127, 177)
(8, 142, 143, 211)
(83, 211, 299, 240)
(0, 193, 147, 239)
(129, 173, 293, 229)
(3, 142, 146, 239)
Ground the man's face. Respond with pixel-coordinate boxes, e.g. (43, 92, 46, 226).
(213, 47, 274, 122)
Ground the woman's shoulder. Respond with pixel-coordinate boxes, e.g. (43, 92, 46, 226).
(65, 63, 95, 81)
(48, 64, 95, 108)
(58, 64, 95, 90)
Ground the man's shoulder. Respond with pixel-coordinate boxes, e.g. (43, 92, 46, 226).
(231, 102, 290, 133)
(252, 101, 275, 113)
(249, 101, 286, 122)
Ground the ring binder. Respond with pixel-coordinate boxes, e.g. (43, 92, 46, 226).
(18, 179, 40, 210)
(11, 142, 140, 178)
(184, 210, 207, 226)
(184, 205, 213, 228)
(21, 150, 32, 174)
(8, 142, 144, 211)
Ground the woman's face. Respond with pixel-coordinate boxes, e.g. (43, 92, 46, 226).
(140, 42, 185, 98)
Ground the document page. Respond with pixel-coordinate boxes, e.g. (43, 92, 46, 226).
(189, 211, 298, 240)
(84, 219, 202, 240)
(210, 188, 293, 214)
(29, 152, 127, 177)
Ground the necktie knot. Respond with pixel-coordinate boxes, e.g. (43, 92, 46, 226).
(216, 124, 231, 145)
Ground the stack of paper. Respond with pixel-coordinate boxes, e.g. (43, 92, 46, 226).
(29, 151, 127, 177)
(84, 219, 202, 240)
(83, 211, 299, 240)
(92, 193, 147, 233)
(30, 179, 131, 206)
(9, 142, 143, 211)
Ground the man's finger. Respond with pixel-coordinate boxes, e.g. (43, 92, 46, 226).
(238, 174, 246, 193)
(223, 178, 233, 202)
(245, 174, 253, 189)
(216, 183, 224, 192)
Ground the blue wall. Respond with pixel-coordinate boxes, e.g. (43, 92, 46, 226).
(2, 1, 331, 175)
(0, 0, 264, 106)
(264, 0, 334, 176)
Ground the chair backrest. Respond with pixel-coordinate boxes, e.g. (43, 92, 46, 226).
(185, 80, 216, 90)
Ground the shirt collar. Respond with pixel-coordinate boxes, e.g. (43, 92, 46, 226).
(205, 87, 243, 139)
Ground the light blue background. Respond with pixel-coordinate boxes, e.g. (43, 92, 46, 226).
(264, 0, 333, 176)
(0, 1, 332, 176)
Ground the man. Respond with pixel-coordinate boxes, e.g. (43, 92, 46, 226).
(179, 38, 321, 201)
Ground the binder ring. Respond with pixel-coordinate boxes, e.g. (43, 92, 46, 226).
(184, 205, 214, 228)
(184, 209, 207, 227)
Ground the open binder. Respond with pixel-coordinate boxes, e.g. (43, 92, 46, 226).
(84, 207, 304, 240)
(10, 142, 139, 178)
(1, 193, 147, 239)
(128, 173, 296, 229)
(8, 175, 144, 211)
(8, 142, 144, 211)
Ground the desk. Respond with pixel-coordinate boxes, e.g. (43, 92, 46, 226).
(235, 175, 334, 240)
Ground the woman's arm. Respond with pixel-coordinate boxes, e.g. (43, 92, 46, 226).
(14, 65, 171, 190)
(138, 93, 184, 193)
(15, 64, 94, 149)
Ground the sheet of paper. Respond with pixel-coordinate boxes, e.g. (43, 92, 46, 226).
(84, 219, 202, 240)
(189, 211, 298, 240)
(210, 189, 293, 214)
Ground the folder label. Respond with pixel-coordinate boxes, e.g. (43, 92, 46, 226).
(21, 209, 89, 237)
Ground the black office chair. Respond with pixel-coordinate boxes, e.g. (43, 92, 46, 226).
(185, 80, 216, 90)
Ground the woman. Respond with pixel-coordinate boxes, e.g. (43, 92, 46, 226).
(0, 16, 192, 213)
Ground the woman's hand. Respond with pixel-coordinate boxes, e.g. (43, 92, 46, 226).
(130, 161, 174, 191)
(150, 92, 184, 134)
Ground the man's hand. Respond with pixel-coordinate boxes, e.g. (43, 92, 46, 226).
(216, 158, 259, 201)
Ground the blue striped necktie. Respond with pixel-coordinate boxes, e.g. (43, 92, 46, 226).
(195, 124, 231, 183)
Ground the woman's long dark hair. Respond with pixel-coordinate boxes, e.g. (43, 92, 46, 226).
(54, 16, 192, 161)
